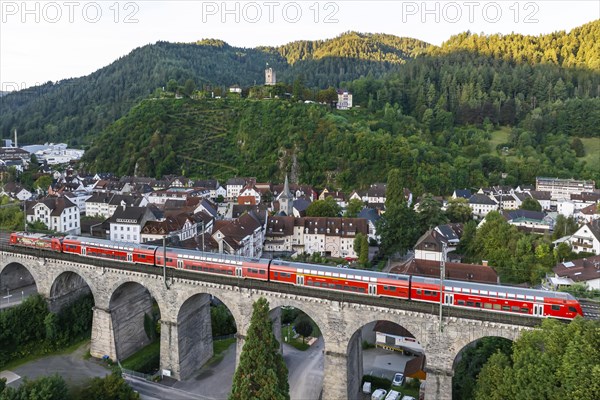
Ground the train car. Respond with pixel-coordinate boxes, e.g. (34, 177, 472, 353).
(411, 277, 583, 320)
(169, 247, 240, 277)
(269, 260, 298, 285)
(9, 232, 62, 252)
(62, 236, 135, 263)
(132, 244, 159, 266)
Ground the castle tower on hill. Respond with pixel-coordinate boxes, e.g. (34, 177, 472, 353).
(265, 64, 276, 86)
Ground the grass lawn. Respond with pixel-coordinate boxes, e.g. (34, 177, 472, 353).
(1, 337, 91, 371)
(121, 341, 160, 373)
(282, 325, 310, 351)
(488, 126, 511, 152)
(580, 137, 600, 171)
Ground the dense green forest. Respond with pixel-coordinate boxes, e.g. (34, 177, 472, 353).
(83, 97, 599, 192)
(0, 32, 427, 145)
(1, 21, 598, 146)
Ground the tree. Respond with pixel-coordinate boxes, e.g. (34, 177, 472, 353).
(166, 79, 178, 93)
(417, 193, 448, 232)
(293, 318, 313, 344)
(520, 197, 542, 212)
(571, 137, 585, 157)
(376, 202, 419, 257)
(386, 168, 405, 206)
(0, 375, 68, 400)
(445, 198, 473, 223)
(230, 298, 289, 400)
(344, 198, 364, 218)
(453, 337, 513, 400)
(306, 197, 341, 217)
(183, 79, 196, 97)
(81, 372, 140, 400)
(33, 175, 53, 192)
(552, 214, 579, 240)
(354, 233, 369, 266)
(474, 318, 600, 400)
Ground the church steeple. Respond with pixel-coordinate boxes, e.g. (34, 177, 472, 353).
(279, 175, 293, 216)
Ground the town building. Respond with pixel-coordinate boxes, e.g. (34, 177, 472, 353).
(26, 197, 80, 234)
(567, 220, 600, 255)
(548, 256, 600, 291)
(336, 90, 353, 110)
(108, 205, 156, 244)
(535, 177, 596, 200)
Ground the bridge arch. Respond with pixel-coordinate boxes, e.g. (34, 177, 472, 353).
(108, 281, 163, 362)
(48, 270, 96, 313)
(0, 260, 40, 297)
(451, 336, 514, 399)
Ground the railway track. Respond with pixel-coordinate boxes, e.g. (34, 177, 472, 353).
(579, 299, 600, 320)
(1, 245, 544, 327)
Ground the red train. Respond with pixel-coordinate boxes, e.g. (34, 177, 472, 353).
(9, 232, 583, 320)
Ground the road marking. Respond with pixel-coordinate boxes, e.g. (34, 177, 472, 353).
(0, 371, 21, 384)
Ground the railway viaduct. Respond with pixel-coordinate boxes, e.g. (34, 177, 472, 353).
(0, 249, 537, 400)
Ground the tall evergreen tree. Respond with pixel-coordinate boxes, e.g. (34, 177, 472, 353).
(230, 298, 289, 400)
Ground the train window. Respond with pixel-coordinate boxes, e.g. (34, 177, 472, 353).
(466, 301, 474, 307)
(314, 282, 321, 287)
(568, 306, 577, 313)
(281, 273, 290, 278)
(335, 284, 342, 290)
(551, 305, 561, 311)
(424, 290, 432, 296)
(493, 304, 501, 310)
(484, 303, 492, 309)
(457, 300, 465, 305)
(329, 284, 335, 288)
(502, 306, 511, 311)
(227, 271, 233, 275)
(259, 270, 265, 275)
(383, 286, 388, 290)
(139, 255, 146, 259)
(358, 288, 366, 293)
(274, 272, 279, 276)
(388, 286, 396, 291)
(475, 302, 482, 308)
(511, 306, 520, 312)
(416, 289, 422, 295)
(520, 308, 529, 313)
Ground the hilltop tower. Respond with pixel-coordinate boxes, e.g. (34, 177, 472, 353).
(265, 64, 276, 86)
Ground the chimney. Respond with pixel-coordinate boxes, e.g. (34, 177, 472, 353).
(482, 260, 488, 266)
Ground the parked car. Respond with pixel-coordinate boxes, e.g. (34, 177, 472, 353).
(371, 388, 387, 400)
(384, 390, 402, 400)
(401, 396, 416, 400)
(392, 373, 405, 387)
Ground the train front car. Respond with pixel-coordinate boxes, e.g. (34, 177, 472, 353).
(10, 232, 63, 252)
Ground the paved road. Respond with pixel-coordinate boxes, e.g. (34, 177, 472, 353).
(0, 284, 38, 309)
(6, 342, 109, 389)
(285, 336, 324, 400)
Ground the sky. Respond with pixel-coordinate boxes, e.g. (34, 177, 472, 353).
(1, 1, 598, 89)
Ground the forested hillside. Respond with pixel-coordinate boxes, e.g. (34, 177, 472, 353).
(83, 97, 598, 193)
(0, 32, 427, 145)
(2, 21, 598, 146)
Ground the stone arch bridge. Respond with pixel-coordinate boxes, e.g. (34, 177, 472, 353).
(0, 249, 538, 400)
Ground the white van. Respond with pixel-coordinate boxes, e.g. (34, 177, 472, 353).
(371, 389, 387, 400)
(384, 390, 401, 400)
